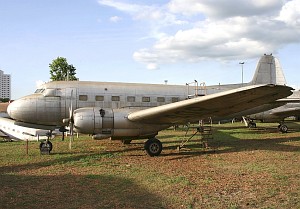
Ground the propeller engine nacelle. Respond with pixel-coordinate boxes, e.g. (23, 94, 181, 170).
(73, 108, 161, 140)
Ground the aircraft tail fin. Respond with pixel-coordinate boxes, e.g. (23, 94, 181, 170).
(250, 54, 287, 85)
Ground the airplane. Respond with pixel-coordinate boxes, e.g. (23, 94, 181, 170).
(243, 97, 300, 133)
(4, 54, 294, 156)
(238, 57, 300, 133)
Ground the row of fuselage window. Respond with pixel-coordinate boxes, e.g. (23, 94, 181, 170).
(78, 95, 181, 103)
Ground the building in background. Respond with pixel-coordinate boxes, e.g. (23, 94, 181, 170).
(0, 70, 11, 100)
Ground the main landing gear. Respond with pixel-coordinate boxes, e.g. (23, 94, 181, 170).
(144, 138, 162, 157)
(278, 123, 288, 133)
(247, 121, 257, 128)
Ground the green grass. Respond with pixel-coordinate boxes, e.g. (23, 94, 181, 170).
(0, 122, 300, 208)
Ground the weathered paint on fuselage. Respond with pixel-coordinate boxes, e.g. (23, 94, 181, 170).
(8, 80, 242, 127)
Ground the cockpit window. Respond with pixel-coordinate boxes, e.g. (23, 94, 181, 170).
(43, 88, 57, 97)
(34, 89, 45, 93)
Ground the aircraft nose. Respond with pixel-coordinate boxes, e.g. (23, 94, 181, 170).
(7, 96, 37, 123)
(8, 94, 62, 126)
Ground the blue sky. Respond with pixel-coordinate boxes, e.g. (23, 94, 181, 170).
(1, 0, 300, 99)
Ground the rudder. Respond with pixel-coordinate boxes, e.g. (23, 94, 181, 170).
(250, 54, 287, 85)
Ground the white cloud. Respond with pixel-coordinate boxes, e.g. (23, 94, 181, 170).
(277, 0, 300, 26)
(167, 0, 284, 19)
(36, 80, 46, 88)
(98, 0, 300, 69)
(146, 63, 159, 70)
(109, 16, 122, 22)
(98, 0, 187, 25)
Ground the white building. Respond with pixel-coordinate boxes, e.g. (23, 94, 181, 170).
(0, 70, 11, 99)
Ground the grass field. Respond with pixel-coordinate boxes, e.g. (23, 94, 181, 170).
(0, 122, 299, 209)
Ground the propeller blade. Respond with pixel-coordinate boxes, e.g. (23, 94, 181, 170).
(69, 89, 74, 150)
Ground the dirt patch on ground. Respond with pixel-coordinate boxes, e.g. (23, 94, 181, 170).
(0, 123, 299, 208)
(0, 103, 8, 112)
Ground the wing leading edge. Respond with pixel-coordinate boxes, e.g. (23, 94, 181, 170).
(128, 84, 293, 124)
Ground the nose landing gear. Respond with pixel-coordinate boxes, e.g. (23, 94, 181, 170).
(40, 131, 53, 155)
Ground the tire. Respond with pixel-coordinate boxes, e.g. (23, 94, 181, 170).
(248, 122, 256, 128)
(144, 138, 162, 157)
(40, 141, 53, 152)
(279, 124, 288, 133)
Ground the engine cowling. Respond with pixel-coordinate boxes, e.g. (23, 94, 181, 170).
(73, 107, 163, 140)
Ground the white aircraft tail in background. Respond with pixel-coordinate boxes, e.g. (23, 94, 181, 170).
(250, 54, 287, 85)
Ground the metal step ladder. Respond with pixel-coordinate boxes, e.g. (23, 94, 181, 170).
(199, 119, 213, 148)
(186, 80, 207, 99)
(177, 118, 213, 150)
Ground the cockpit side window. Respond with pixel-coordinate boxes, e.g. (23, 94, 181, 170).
(43, 88, 57, 97)
(35, 89, 45, 93)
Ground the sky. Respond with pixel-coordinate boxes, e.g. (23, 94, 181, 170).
(0, 0, 300, 99)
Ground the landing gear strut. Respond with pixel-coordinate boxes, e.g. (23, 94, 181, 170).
(144, 138, 162, 157)
(248, 121, 257, 128)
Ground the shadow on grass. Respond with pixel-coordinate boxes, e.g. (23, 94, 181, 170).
(0, 173, 164, 209)
(159, 125, 300, 160)
(0, 150, 165, 209)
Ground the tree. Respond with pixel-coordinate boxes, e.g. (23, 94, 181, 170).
(0, 98, 9, 102)
(49, 57, 78, 81)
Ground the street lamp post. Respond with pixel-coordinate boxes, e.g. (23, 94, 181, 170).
(239, 62, 245, 87)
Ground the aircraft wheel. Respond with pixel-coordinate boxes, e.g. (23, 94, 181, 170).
(144, 138, 162, 157)
(248, 122, 256, 128)
(40, 141, 53, 152)
(122, 139, 132, 144)
(279, 124, 288, 133)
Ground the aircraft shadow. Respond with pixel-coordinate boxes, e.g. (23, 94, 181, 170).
(0, 153, 165, 209)
(158, 126, 300, 160)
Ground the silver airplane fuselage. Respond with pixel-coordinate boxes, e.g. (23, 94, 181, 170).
(7, 81, 252, 139)
(8, 81, 209, 125)
(248, 103, 300, 122)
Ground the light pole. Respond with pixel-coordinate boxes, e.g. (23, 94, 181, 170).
(239, 62, 245, 87)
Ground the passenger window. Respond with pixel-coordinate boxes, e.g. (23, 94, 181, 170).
(172, 97, 179, 102)
(79, 95, 88, 101)
(112, 96, 120, 101)
(157, 97, 165, 102)
(127, 96, 135, 102)
(95, 95, 104, 101)
(142, 97, 150, 102)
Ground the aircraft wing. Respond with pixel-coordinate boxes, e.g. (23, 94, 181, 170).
(272, 98, 300, 106)
(270, 108, 300, 117)
(128, 84, 293, 124)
